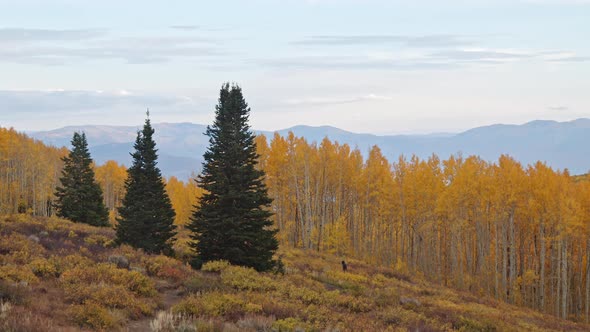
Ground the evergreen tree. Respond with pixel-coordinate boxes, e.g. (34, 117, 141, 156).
(188, 83, 278, 271)
(116, 114, 177, 254)
(55, 132, 109, 226)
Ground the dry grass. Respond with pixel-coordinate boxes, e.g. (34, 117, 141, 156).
(1, 214, 589, 331)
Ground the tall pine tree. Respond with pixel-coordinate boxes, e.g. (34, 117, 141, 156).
(55, 132, 109, 226)
(116, 113, 177, 255)
(188, 83, 278, 271)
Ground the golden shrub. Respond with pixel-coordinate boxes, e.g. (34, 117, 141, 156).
(372, 273, 389, 287)
(316, 270, 367, 295)
(173, 292, 247, 318)
(172, 238, 193, 264)
(325, 270, 369, 284)
(48, 254, 93, 276)
(183, 274, 224, 293)
(28, 258, 58, 278)
(201, 260, 231, 272)
(60, 263, 158, 319)
(60, 263, 157, 297)
(0, 233, 46, 264)
(278, 284, 322, 305)
(220, 266, 276, 291)
(272, 317, 309, 331)
(83, 234, 110, 247)
(70, 284, 155, 318)
(69, 302, 119, 330)
(244, 302, 263, 314)
(0, 265, 39, 284)
(338, 294, 374, 313)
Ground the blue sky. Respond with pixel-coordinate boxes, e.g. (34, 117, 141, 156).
(0, 0, 588, 133)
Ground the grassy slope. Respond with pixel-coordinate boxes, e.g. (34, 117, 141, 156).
(0, 215, 588, 332)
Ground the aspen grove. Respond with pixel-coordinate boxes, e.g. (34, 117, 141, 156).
(255, 132, 590, 321)
(2, 127, 590, 321)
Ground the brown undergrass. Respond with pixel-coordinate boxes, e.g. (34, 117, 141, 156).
(1, 214, 588, 331)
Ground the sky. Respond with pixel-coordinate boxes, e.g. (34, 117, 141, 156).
(0, 0, 588, 134)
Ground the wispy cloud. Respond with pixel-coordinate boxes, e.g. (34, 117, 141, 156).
(548, 106, 569, 111)
(0, 27, 226, 65)
(546, 55, 590, 63)
(0, 28, 106, 42)
(170, 25, 201, 31)
(260, 46, 587, 70)
(524, 0, 590, 4)
(260, 55, 459, 70)
(0, 90, 194, 113)
(429, 49, 535, 64)
(294, 34, 474, 48)
(283, 94, 393, 107)
(283, 32, 589, 71)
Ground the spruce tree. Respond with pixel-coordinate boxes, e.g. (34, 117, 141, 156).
(188, 83, 278, 272)
(55, 132, 109, 226)
(116, 114, 177, 255)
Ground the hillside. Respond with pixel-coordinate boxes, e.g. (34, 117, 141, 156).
(1, 214, 588, 332)
(29, 118, 590, 179)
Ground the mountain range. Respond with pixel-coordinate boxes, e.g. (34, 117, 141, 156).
(29, 118, 590, 179)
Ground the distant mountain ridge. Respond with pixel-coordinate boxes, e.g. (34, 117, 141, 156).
(29, 119, 590, 179)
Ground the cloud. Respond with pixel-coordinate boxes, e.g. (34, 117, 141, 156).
(548, 106, 569, 111)
(260, 47, 588, 71)
(294, 34, 474, 48)
(524, 0, 590, 4)
(0, 28, 225, 65)
(546, 56, 590, 63)
(430, 49, 534, 63)
(0, 90, 194, 113)
(283, 94, 393, 107)
(260, 54, 460, 70)
(284, 33, 589, 70)
(0, 28, 106, 42)
(170, 25, 201, 31)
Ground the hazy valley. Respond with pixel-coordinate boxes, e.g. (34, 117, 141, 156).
(29, 118, 590, 180)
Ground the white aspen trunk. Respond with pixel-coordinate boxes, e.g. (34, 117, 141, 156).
(508, 211, 516, 303)
(502, 221, 508, 301)
(540, 218, 546, 312)
(562, 237, 568, 319)
(556, 241, 561, 317)
(585, 238, 590, 322)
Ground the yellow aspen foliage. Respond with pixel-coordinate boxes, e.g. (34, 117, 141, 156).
(166, 176, 204, 226)
(95, 160, 127, 223)
(0, 127, 67, 216)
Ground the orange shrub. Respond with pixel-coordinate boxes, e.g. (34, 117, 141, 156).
(142, 255, 191, 283)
